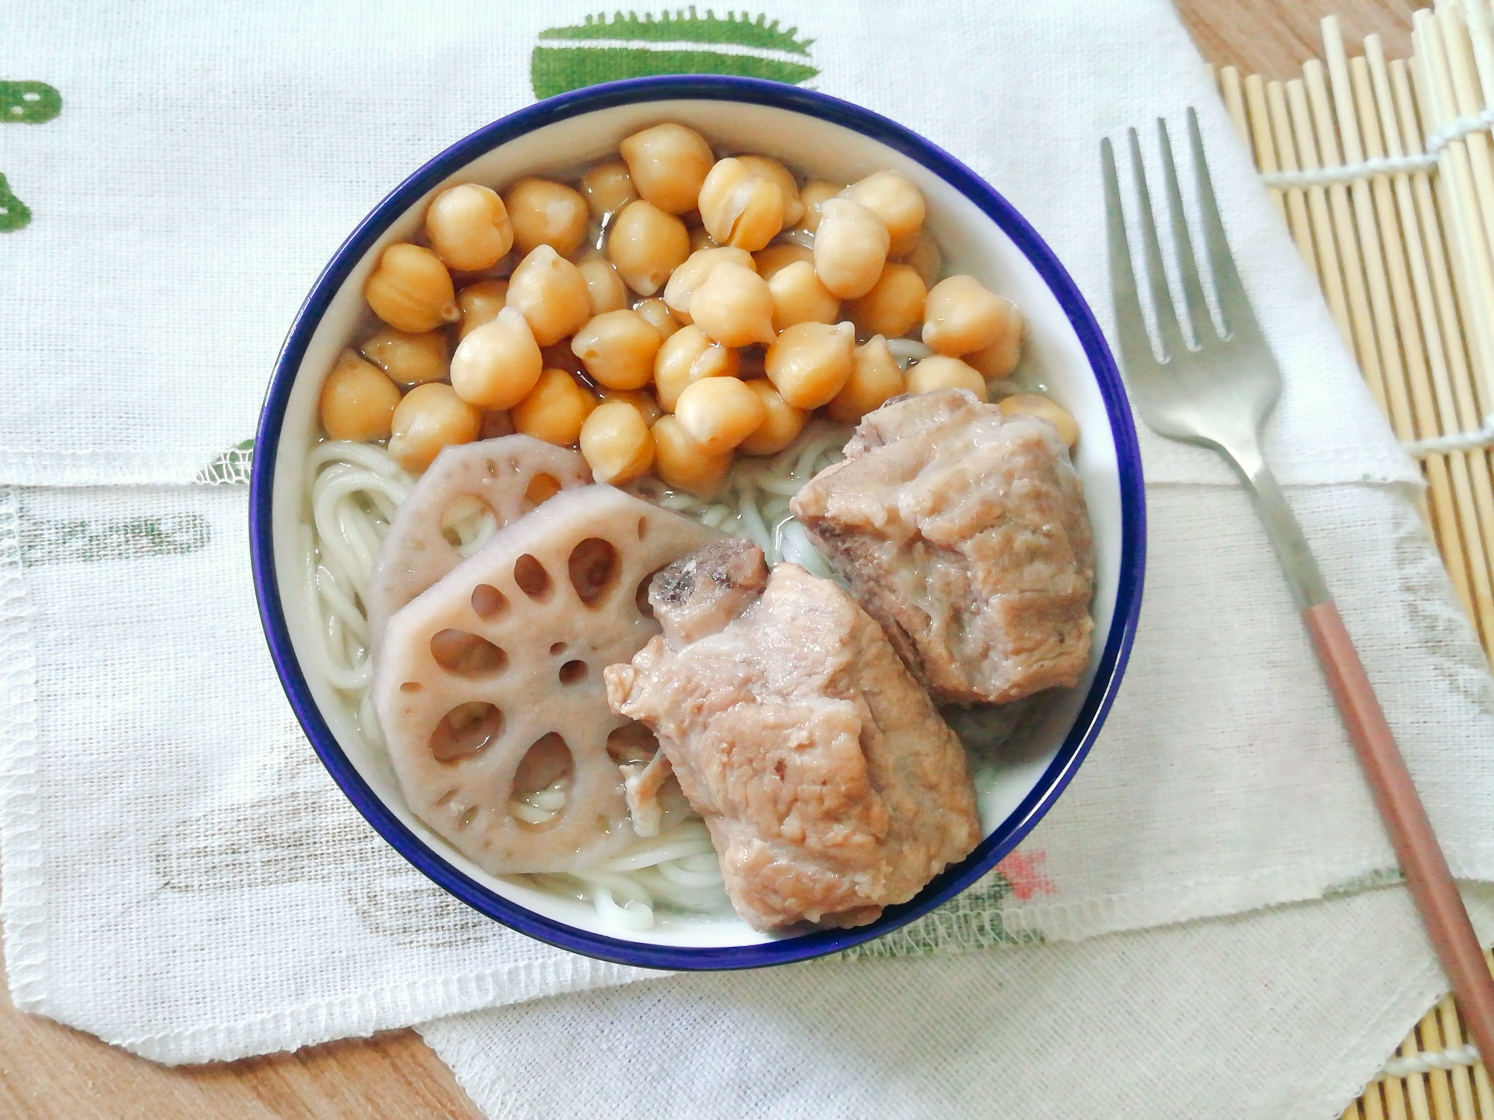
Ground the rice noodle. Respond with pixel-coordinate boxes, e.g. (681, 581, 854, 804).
(303, 425, 849, 932)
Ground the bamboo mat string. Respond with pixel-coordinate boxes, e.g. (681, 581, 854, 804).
(1216, 13, 1494, 1116)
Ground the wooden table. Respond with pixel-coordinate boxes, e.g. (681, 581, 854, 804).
(0, 2, 1421, 1115)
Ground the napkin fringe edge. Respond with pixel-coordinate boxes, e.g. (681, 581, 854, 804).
(0, 486, 51, 1016)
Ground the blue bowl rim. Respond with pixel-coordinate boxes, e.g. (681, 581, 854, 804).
(250, 73, 1146, 972)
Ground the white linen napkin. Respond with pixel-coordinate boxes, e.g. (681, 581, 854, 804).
(0, 0, 1414, 491)
(419, 887, 1494, 1120)
(2, 3, 1492, 1119)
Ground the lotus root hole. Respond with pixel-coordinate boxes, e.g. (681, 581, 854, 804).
(637, 516, 648, 540)
(525, 472, 562, 507)
(430, 629, 508, 677)
(550, 641, 568, 656)
(400, 681, 423, 694)
(471, 583, 508, 619)
(568, 537, 620, 607)
(510, 732, 574, 830)
(635, 574, 657, 619)
(440, 495, 498, 555)
(514, 554, 553, 600)
(429, 702, 505, 764)
(606, 721, 660, 765)
(559, 659, 588, 685)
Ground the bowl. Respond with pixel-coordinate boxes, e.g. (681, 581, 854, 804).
(250, 75, 1145, 970)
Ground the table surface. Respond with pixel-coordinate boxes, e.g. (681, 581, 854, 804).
(0, 1, 1420, 1116)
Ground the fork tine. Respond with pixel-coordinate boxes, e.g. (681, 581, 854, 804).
(1102, 137, 1160, 376)
(1188, 106, 1260, 340)
(1157, 118, 1212, 344)
(1127, 128, 1188, 361)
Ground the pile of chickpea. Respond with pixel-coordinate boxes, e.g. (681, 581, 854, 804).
(317, 122, 1078, 496)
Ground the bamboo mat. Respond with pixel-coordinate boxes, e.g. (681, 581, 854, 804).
(1213, 5, 1494, 1115)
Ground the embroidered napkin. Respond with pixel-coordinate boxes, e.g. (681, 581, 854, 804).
(1, 4, 1492, 1120)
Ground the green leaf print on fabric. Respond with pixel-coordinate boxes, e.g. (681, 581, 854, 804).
(540, 9, 812, 52)
(1322, 866, 1405, 898)
(19, 506, 211, 566)
(197, 439, 255, 486)
(0, 80, 62, 124)
(532, 9, 818, 99)
(0, 173, 31, 232)
(841, 871, 1043, 960)
(1, 79, 61, 231)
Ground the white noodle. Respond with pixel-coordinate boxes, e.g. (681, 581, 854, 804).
(884, 337, 933, 367)
(593, 888, 655, 931)
(303, 424, 850, 932)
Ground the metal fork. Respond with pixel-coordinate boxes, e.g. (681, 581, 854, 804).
(1103, 109, 1494, 1061)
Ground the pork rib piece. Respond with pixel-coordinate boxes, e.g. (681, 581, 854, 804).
(790, 388, 1094, 705)
(606, 539, 981, 931)
(365, 436, 592, 652)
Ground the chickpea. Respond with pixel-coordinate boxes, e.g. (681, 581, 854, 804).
(905, 355, 988, 400)
(844, 171, 925, 254)
(457, 279, 509, 340)
(768, 260, 840, 332)
(510, 368, 597, 446)
(580, 160, 637, 221)
(689, 261, 776, 348)
(651, 415, 732, 497)
(359, 327, 449, 387)
(595, 386, 663, 426)
(674, 376, 768, 454)
(896, 231, 943, 287)
(697, 157, 784, 251)
(738, 379, 807, 455)
(634, 297, 681, 342)
(502, 177, 589, 258)
(798, 180, 844, 233)
(844, 263, 926, 340)
(506, 245, 592, 346)
(813, 198, 890, 299)
(999, 393, 1079, 448)
(736, 154, 805, 227)
(828, 336, 905, 423)
(922, 275, 1017, 356)
(654, 324, 739, 411)
(753, 241, 814, 280)
(576, 250, 628, 315)
(961, 303, 1027, 379)
(571, 309, 663, 390)
(608, 200, 691, 296)
(765, 321, 856, 409)
(579, 400, 656, 484)
(662, 246, 756, 321)
(365, 243, 458, 333)
(319, 350, 401, 441)
(425, 183, 513, 272)
(618, 123, 715, 215)
(389, 383, 482, 472)
(449, 305, 543, 410)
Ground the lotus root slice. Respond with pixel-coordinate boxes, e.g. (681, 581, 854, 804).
(373, 485, 720, 874)
(365, 436, 592, 650)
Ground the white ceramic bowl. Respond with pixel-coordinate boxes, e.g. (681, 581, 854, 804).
(251, 76, 1145, 969)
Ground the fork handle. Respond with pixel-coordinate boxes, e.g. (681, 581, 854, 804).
(1236, 446, 1494, 1058)
(1303, 599, 1494, 1063)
